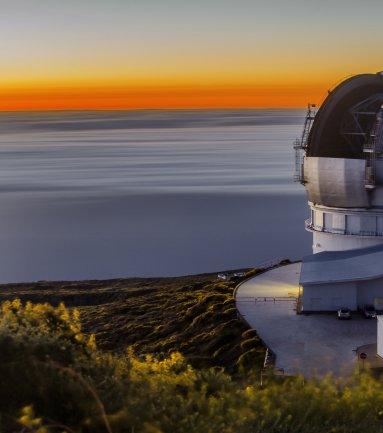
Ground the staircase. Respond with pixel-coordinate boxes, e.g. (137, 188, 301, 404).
(293, 103, 316, 183)
(364, 107, 383, 190)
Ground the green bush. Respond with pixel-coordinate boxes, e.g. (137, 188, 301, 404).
(0, 274, 265, 373)
(3, 300, 383, 433)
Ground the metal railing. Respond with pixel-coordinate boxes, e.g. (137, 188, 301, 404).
(293, 104, 316, 184)
(254, 296, 297, 304)
(305, 219, 383, 237)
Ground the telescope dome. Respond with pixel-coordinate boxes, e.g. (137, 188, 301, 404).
(303, 72, 383, 209)
(295, 72, 383, 253)
(306, 72, 383, 159)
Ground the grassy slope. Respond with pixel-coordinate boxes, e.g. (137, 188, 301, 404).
(0, 268, 267, 372)
(4, 299, 383, 433)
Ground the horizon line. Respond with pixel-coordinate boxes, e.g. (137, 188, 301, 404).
(0, 106, 309, 113)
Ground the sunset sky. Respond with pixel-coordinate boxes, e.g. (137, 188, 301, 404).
(2, 0, 383, 110)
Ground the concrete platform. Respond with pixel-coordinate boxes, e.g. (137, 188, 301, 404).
(236, 262, 377, 377)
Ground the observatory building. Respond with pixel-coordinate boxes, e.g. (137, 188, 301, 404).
(296, 72, 383, 312)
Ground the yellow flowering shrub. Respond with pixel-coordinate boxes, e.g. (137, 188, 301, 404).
(0, 300, 383, 433)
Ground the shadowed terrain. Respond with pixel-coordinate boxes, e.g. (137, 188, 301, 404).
(0, 268, 267, 372)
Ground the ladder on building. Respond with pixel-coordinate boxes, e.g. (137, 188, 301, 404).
(294, 103, 316, 183)
(300, 103, 316, 149)
(364, 107, 383, 190)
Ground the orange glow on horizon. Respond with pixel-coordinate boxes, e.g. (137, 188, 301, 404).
(2, 0, 381, 112)
(0, 83, 329, 111)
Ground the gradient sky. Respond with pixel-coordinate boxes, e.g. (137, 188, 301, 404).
(1, 0, 383, 110)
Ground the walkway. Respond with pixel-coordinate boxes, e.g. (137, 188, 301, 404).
(236, 263, 377, 377)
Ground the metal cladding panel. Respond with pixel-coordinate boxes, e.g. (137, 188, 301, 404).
(346, 215, 360, 234)
(304, 157, 369, 208)
(356, 278, 383, 307)
(332, 213, 345, 231)
(360, 216, 376, 233)
(323, 212, 332, 230)
(302, 282, 357, 311)
(378, 316, 383, 358)
(312, 231, 383, 254)
(374, 160, 383, 183)
(371, 161, 383, 207)
(371, 187, 383, 207)
(300, 244, 383, 284)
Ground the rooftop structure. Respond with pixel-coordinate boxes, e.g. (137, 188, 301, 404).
(300, 244, 383, 285)
(299, 244, 383, 311)
(296, 72, 383, 311)
(295, 72, 383, 253)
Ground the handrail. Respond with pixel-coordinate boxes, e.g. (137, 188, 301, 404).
(305, 219, 383, 238)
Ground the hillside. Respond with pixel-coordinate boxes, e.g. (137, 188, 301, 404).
(1, 286, 383, 433)
(0, 268, 267, 373)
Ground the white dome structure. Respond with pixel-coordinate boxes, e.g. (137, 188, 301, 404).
(295, 72, 383, 253)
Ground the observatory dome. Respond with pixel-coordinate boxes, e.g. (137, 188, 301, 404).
(295, 72, 383, 253)
(306, 73, 383, 159)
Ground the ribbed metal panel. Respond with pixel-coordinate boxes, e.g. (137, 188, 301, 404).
(304, 157, 369, 208)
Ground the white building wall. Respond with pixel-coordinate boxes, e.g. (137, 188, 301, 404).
(372, 187, 383, 207)
(360, 216, 377, 234)
(302, 282, 357, 311)
(306, 203, 383, 253)
(314, 211, 323, 231)
(332, 213, 345, 233)
(346, 215, 360, 234)
(356, 277, 383, 310)
(377, 316, 383, 358)
(312, 231, 383, 254)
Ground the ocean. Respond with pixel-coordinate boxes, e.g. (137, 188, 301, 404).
(0, 109, 311, 282)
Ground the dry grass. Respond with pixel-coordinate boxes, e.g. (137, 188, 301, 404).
(0, 268, 267, 372)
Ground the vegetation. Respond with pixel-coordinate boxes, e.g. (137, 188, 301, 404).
(2, 299, 383, 433)
(0, 270, 265, 373)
